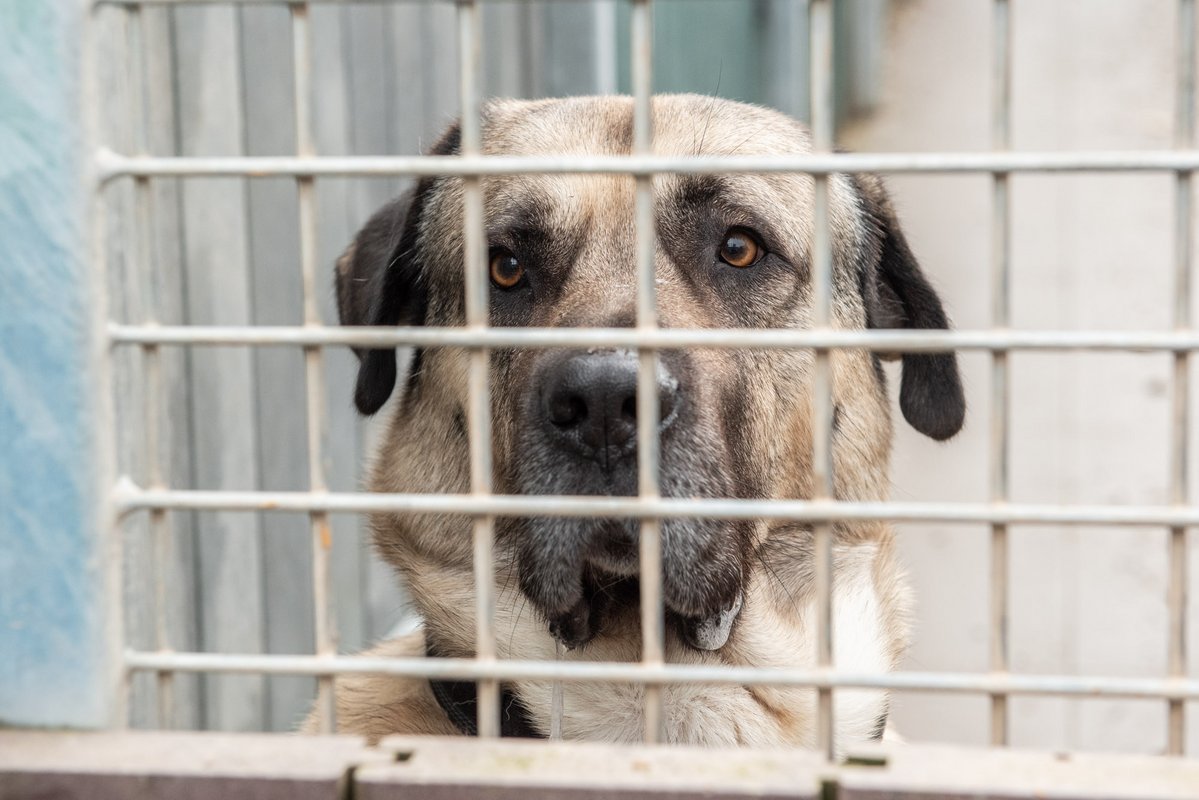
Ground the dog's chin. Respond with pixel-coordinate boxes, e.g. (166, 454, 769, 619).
(586, 529, 640, 577)
(516, 514, 747, 653)
(584, 527, 746, 651)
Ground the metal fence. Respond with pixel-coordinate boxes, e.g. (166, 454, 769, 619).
(86, 0, 1196, 761)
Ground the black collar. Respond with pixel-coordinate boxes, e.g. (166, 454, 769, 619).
(426, 640, 544, 738)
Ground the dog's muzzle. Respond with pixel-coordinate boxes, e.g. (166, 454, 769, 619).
(515, 348, 746, 653)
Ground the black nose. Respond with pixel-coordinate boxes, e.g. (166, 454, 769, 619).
(539, 350, 680, 468)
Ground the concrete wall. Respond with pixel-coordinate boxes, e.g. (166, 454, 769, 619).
(843, 0, 1199, 755)
(0, 1, 111, 728)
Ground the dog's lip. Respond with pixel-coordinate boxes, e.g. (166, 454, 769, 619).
(679, 590, 744, 651)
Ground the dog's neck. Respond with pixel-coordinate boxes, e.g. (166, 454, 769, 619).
(424, 633, 544, 738)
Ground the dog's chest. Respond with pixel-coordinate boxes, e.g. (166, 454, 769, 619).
(511, 560, 891, 749)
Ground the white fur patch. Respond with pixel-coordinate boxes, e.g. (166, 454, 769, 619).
(828, 550, 891, 746)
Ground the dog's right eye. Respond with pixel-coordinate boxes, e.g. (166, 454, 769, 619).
(489, 249, 526, 289)
(718, 228, 764, 268)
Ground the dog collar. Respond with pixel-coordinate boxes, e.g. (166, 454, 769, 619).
(426, 641, 544, 738)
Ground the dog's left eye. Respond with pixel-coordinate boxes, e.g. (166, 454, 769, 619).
(489, 249, 526, 289)
(718, 228, 764, 268)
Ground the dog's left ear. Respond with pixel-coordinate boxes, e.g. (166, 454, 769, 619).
(855, 174, 966, 441)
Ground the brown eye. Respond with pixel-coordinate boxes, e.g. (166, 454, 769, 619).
(489, 250, 525, 289)
(718, 228, 763, 268)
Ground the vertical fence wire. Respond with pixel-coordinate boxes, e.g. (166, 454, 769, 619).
(808, 0, 835, 761)
(1168, 0, 1195, 758)
(126, 2, 176, 729)
(290, 0, 337, 733)
(989, 0, 1012, 749)
(631, 0, 664, 746)
(457, 0, 499, 739)
(86, 0, 128, 731)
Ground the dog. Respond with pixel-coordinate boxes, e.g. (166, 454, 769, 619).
(304, 94, 964, 750)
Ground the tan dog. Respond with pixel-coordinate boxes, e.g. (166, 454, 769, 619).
(306, 95, 964, 750)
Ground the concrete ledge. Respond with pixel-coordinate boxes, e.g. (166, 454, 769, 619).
(3, 732, 1199, 800)
(0, 731, 383, 800)
(835, 744, 1199, 800)
(359, 736, 826, 800)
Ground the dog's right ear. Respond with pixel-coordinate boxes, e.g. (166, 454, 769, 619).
(335, 123, 461, 416)
(335, 190, 427, 415)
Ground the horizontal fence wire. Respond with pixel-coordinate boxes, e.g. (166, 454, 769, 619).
(106, 324, 1199, 351)
(112, 487, 1199, 527)
(94, 149, 1199, 179)
(120, 651, 1199, 700)
(93, 0, 605, 5)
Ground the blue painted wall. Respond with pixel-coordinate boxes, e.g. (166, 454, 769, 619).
(0, 0, 107, 728)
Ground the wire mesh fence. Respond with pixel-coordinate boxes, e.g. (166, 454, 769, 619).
(85, 0, 1195, 759)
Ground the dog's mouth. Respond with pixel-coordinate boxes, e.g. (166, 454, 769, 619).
(514, 516, 749, 652)
(539, 561, 746, 653)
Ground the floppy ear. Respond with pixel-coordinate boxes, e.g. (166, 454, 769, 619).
(335, 190, 424, 415)
(335, 123, 460, 416)
(855, 174, 966, 441)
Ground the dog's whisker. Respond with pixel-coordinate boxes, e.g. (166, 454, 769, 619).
(497, 551, 519, 597)
(695, 65, 723, 154)
(507, 592, 530, 656)
(755, 550, 800, 613)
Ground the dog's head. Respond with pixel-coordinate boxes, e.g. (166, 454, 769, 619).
(337, 95, 964, 652)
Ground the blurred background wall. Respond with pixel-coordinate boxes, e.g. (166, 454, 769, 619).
(842, 0, 1199, 754)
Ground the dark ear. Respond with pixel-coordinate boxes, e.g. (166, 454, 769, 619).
(335, 122, 461, 416)
(855, 174, 966, 441)
(334, 190, 424, 415)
